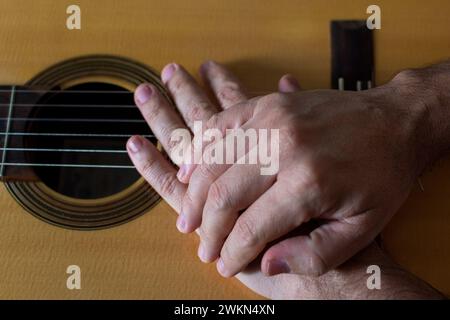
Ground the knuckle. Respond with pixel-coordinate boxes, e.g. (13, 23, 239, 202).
(156, 172, 179, 195)
(207, 181, 232, 210)
(197, 227, 209, 241)
(391, 68, 421, 85)
(185, 101, 210, 122)
(196, 227, 209, 244)
(220, 241, 238, 265)
(197, 164, 217, 180)
(140, 158, 155, 180)
(234, 217, 259, 249)
(217, 83, 242, 103)
(291, 166, 323, 200)
(164, 127, 183, 152)
(198, 225, 219, 246)
(256, 93, 285, 111)
(142, 102, 161, 124)
(280, 119, 307, 150)
(182, 189, 195, 208)
(166, 136, 180, 152)
(281, 126, 300, 147)
(168, 75, 185, 93)
(206, 113, 220, 130)
(159, 125, 174, 143)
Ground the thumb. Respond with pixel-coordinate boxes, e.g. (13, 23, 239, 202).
(261, 216, 378, 276)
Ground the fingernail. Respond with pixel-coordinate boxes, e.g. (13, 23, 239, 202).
(199, 60, 214, 76)
(198, 243, 208, 262)
(176, 213, 187, 233)
(128, 136, 142, 153)
(135, 85, 153, 105)
(266, 259, 291, 275)
(217, 258, 229, 277)
(287, 76, 300, 89)
(161, 63, 177, 83)
(177, 164, 187, 181)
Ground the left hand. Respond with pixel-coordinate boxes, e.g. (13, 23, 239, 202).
(171, 62, 428, 279)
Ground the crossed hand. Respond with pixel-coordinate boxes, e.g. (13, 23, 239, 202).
(125, 61, 437, 298)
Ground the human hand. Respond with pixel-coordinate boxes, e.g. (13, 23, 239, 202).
(125, 62, 443, 299)
(175, 62, 431, 278)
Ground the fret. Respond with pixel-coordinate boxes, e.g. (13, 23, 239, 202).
(0, 86, 15, 178)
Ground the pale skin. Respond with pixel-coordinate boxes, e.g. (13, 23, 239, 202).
(126, 61, 448, 299)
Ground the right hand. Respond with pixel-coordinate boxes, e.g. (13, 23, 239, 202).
(126, 62, 443, 299)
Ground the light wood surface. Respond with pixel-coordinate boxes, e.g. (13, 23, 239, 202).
(0, 0, 449, 299)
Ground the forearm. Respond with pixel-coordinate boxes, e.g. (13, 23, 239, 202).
(321, 244, 446, 300)
(239, 243, 446, 299)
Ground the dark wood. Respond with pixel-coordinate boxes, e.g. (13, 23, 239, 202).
(331, 20, 374, 91)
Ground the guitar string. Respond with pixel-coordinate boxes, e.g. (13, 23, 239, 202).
(0, 89, 270, 94)
(0, 132, 154, 138)
(0, 117, 146, 123)
(0, 89, 136, 94)
(0, 86, 15, 177)
(0, 162, 135, 169)
(0, 89, 267, 170)
(0, 133, 154, 153)
(0, 147, 128, 153)
(0, 103, 138, 108)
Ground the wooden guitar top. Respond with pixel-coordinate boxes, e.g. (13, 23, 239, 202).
(0, 0, 449, 298)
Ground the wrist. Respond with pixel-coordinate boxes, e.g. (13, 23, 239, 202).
(384, 65, 450, 174)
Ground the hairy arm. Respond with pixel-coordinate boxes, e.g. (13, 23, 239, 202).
(238, 242, 446, 299)
(390, 61, 450, 173)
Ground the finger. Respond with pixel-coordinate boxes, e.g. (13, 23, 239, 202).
(179, 125, 261, 233)
(127, 135, 186, 213)
(198, 161, 275, 263)
(134, 83, 188, 162)
(261, 216, 377, 276)
(200, 60, 248, 108)
(161, 63, 218, 130)
(177, 98, 259, 184)
(217, 181, 311, 278)
(278, 74, 301, 93)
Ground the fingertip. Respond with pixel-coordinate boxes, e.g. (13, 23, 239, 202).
(161, 63, 178, 84)
(134, 83, 154, 106)
(197, 242, 211, 263)
(177, 164, 195, 184)
(261, 241, 293, 276)
(178, 199, 201, 234)
(216, 258, 233, 278)
(262, 259, 291, 276)
(176, 212, 188, 233)
(199, 60, 220, 78)
(127, 135, 144, 154)
(278, 74, 301, 92)
(176, 164, 188, 183)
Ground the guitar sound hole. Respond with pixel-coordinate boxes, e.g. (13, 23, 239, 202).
(24, 82, 153, 199)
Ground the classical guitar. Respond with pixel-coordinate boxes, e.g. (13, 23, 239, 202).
(0, 0, 449, 299)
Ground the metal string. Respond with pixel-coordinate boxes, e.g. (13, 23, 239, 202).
(0, 117, 146, 123)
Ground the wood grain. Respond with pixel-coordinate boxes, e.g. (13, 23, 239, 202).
(0, 0, 449, 298)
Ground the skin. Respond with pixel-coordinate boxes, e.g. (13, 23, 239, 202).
(126, 61, 448, 299)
